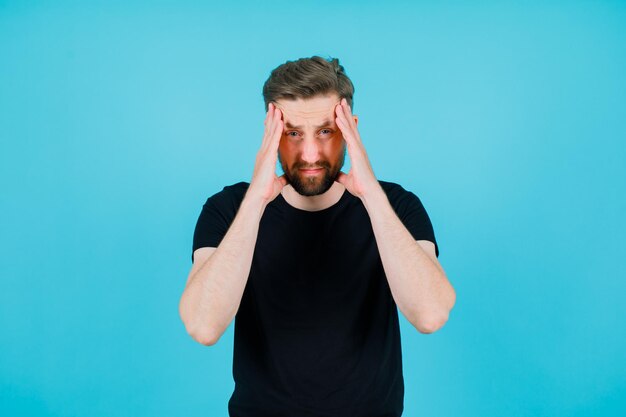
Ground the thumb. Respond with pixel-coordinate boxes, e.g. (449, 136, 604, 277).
(277, 174, 288, 188)
(336, 171, 349, 186)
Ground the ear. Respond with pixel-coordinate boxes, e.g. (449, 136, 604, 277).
(353, 115, 358, 126)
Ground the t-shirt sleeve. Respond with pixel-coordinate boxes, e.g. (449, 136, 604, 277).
(191, 183, 248, 263)
(385, 183, 440, 258)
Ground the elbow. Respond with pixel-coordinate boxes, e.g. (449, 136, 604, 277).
(179, 300, 222, 346)
(184, 319, 222, 346)
(191, 326, 221, 346)
(411, 288, 456, 334)
(412, 310, 450, 334)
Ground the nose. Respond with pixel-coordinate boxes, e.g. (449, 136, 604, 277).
(300, 138, 321, 164)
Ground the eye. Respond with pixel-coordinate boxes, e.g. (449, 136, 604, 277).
(286, 131, 301, 138)
(319, 129, 333, 136)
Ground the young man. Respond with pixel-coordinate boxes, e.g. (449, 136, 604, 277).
(179, 56, 456, 417)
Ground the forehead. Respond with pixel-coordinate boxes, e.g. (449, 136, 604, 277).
(274, 93, 340, 127)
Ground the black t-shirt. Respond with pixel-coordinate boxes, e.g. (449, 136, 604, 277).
(192, 181, 439, 417)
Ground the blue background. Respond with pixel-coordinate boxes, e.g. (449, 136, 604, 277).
(1, 1, 625, 416)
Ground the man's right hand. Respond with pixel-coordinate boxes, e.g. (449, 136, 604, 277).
(248, 102, 288, 205)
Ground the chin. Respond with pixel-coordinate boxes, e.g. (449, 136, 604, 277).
(295, 187, 328, 197)
(289, 172, 338, 196)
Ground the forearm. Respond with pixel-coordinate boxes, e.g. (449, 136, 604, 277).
(362, 186, 455, 333)
(180, 193, 266, 344)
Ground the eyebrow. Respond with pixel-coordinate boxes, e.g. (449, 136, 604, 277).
(284, 119, 334, 130)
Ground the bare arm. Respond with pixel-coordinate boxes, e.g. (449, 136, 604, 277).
(179, 195, 266, 345)
(333, 98, 455, 334)
(178, 103, 286, 346)
(362, 188, 456, 334)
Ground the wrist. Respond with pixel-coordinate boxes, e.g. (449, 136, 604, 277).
(360, 182, 388, 211)
(241, 188, 270, 216)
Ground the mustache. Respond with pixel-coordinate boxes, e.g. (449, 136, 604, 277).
(293, 160, 332, 170)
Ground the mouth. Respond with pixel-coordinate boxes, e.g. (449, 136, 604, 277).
(299, 167, 324, 175)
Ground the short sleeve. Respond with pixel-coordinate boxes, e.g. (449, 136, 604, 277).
(191, 182, 249, 263)
(382, 182, 440, 258)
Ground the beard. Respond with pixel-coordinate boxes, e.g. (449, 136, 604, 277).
(279, 146, 346, 196)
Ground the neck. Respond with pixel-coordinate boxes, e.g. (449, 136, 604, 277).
(281, 182, 345, 211)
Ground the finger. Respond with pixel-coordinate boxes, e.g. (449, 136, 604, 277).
(341, 98, 357, 129)
(336, 101, 355, 130)
(263, 103, 282, 148)
(337, 101, 361, 146)
(335, 112, 356, 147)
(264, 103, 275, 137)
(334, 102, 345, 124)
(274, 104, 282, 122)
(264, 102, 273, 126)
(271, 119, 284, 151)
(336, 98, 349, 121)
(271, 108, 284, 144)
(271, 114, 283, 139)
(335, 102, 348, 129)
(267, 104, 281, 136)
(277, 174, 288, 188)
(336, 171, 349, 186)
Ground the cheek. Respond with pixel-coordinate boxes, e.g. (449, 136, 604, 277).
(326, 136, 345, 153)
(278, 140, 298, 162)
(278, 134, 291, 152)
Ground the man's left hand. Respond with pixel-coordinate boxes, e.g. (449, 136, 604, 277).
(335, 98, 382, 199)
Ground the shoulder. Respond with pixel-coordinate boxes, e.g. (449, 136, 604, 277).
(219, 181, 250, 198)
(378, 180, 406, 192)
(377, 180, 438, 255)
(377, 180, 429, 215)
(378, 180, 416, 201)
(203, 181, 250, 210)
(207, 181, 249, 200)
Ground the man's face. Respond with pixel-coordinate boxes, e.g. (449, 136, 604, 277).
(275, 93, 352, 196)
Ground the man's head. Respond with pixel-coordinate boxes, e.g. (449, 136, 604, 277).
(262, 56, 357, 196)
